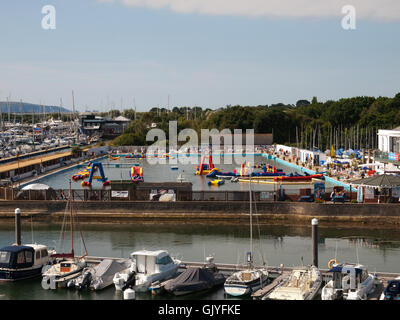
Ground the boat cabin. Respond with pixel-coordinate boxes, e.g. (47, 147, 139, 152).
(0, 244, 51, 270)
(329, 263, 370, 291)
(130, 250, 175, 275)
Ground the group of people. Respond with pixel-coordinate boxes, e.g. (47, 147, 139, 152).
(330, 190, 347, 202)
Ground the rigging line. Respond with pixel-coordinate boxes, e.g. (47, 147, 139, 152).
(335, 240, 338, 261)
(356, 240, 360, 265)
(73, 201, 88, 256)
(252, 186, 265, 266)
(30, 215, 34, 243)
(58, 198, 68, 253)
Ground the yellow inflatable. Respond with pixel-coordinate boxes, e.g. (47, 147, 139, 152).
(208, 179, 225, 186)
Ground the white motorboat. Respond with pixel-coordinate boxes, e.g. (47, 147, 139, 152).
(224, 166, 269, 297)
(321, 261, 378, 300)
(113, 250, 181, 292)
(264, 266, 322, 300)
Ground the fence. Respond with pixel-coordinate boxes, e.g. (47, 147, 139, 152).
(0, 187, 378, 203)
(2, 187, 279, 202)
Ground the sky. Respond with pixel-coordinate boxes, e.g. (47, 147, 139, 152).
(0, 0, 399, 112)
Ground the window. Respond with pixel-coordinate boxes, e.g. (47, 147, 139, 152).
(156, 255, 173, 265)
(40, 249, 48, 258)
(17, 252, 25, 264)
(25, 251, 32, 263)
(36, 251, 41, 260)
(0, 251, 10, 264)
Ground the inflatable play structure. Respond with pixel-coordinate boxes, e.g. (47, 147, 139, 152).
(273, 173, 324, 182)
(205, 163, 285, 178)
(130, 166, 144, 183)
(125, 153, 146, 159)
(108, 155, 120, 160)
(195, 155, 217, 175)
(78, 162, 110, 187)
(208, 179, 225, 186)
(72, 162, 97, 181)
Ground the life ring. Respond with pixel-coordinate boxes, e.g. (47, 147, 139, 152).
(328, 259, 338, 269)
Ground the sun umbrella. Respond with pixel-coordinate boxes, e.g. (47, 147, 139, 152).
(21, 183, 50, 190)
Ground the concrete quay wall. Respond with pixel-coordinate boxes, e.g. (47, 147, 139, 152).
(0, 200, 400, 228)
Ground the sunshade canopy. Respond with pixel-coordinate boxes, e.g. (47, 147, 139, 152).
(350, 174, 400, 188)
(21, 183, 50, 190)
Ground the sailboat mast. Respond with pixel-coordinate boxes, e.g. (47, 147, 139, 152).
(69, 180, 74, 257)
(248, 163, 253, 266)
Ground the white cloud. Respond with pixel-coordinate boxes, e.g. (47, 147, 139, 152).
(109, 0, 400, 21)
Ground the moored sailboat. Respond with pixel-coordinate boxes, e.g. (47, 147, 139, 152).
(224, 165, 269, 297)
(41, 181, 88, 289)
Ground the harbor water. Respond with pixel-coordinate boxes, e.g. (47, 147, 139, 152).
(0, 221, 399, 300)
(24, 155, 340, 192)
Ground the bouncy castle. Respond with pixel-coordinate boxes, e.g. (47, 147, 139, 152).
(195, 155, 217, 175)
(79, 162, 110, 187)
(130, 166, 144, 182)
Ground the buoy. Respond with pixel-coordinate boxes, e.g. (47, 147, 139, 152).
(123, 288, 136, 300)
(328, 258, 338, 269)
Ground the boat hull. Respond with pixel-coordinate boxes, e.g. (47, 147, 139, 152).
(224, 277, 269, 297)
(0, 266, 43, 282)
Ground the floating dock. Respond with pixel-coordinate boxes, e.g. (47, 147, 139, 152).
(68, 256, 399, 300)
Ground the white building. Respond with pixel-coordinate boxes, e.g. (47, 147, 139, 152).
(375, 127, 400, 173)
(378, 127, 400, 153)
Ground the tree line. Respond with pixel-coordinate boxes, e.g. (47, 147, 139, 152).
(110, 93, 400, 150)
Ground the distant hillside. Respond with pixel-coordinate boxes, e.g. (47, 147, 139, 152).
(0, 101, 71, 114)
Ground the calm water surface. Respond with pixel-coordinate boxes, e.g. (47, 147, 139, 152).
(0, 222, 399, 300)
(25, 155, 338, 192)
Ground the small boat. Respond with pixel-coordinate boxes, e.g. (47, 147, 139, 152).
(321, 261, 377, 300)
(164, 257, 225, 296)
(0, 208, 57, 282)
(263, 266, 322, 300)
(380, 277, 400, 300)
(41, 181, 88, 290)
(67, 258, 131, 291)
(113, 250, 181, 293)
(224, 267, 269, 297)
(208, 179, 225, 186)
(170, 166, 179, 170)
(224, 168, 269, 297)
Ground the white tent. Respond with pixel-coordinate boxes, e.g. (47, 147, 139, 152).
(21, 183, 50, 190)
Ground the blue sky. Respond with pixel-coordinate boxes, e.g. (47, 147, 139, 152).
(0, 0, 399, 112)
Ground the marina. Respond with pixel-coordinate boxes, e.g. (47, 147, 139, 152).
(0, 212, 400, 300)
(1, 1, 400, 307)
